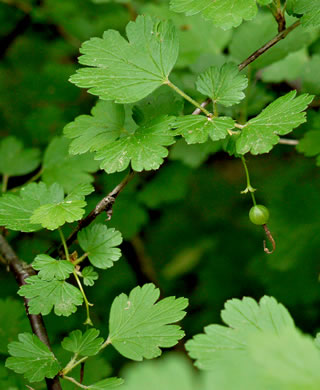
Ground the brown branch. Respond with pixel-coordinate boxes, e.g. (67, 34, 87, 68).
(49, 171, 135, 257)
(192, 20, 301, 115)
(0, 234, 62, 390)
(238, 20, 300, 71)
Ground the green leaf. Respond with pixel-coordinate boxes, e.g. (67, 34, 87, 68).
(78, 224, 122, 269)
(261, 49, 308, 83)
(186, 296, 294, 370)
(170, 0, 258, 30)
(30, 183, 93, 230)
(315, 333, 320, 349)
(0, 181, 62, 232)
(287, 0, 320, 28)
(108, 283, 188, 361)
(5, 333, 60, 382)
(94, 116, 176, 173)
(302, 55, 320, 95)
(18, 275, 83, 316)
(297, 129, 320, 157)
(0, 137, 40, 177)
(42, 136, 99, 193)
(62, 329, 104, 356)
(82, 266, 99, 286)
(250, 329, 320, 389)
(174, 115, 235, 144)
(64, 100, 125, 155)
(88, 378, 124, 389)
(0, 299, 29, 354)
(70, 15, 179, 103)
(32, 254, 74, 281)
(196, 63, 248, 107)
(236, 91, 313, 155)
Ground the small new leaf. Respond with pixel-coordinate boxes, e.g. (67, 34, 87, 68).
(32, 254, 74, 281)
(70, 15, 179, 103)
(0, 137, 40, 177)
(78, 224, 122, 269)
(170, 0, 258, 30)
(82, 266, 99, 286)
(95, 116, 176, 173)
(18, 276, 83, 316)
(62, 329, 104, 356)
(174, 116, 235, 144)
(108, 283, 188, 361)
(196, 63, 248, 107)
(236, 91, 313, 155)
(5, 333, 60, 382)
(64, 100, 124, 155)
(30, 183, 93, 230)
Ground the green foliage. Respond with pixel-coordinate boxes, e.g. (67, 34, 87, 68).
(2, 0, 320, 388)
(78, 224, 122, 269)
(32, 254, 74, 281)
(18, 276, 83, 316)
(196, 63, 248, 107)
(236, 91, 313, 155)
(174, 115, 235, 144)
(108, 284, 188, 360)
(287, 0, 320, 28)
(94, 116, 176, 173)
(61, 329, 103, 356)
(64, 100, 124, 155)
(42, 137, 99, 193)
(0, 137, 40, 177)
(30, 183, 93, 230)
(70, 15, 179, 103)
(170, 0, 258, 30)
(5, 333, 60, 382)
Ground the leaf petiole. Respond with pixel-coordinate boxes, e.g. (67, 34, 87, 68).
(58, 228, 93, 325)
(165, 80, 212, 116)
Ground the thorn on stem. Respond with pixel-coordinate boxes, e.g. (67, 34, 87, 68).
(262, 224, 276, 254)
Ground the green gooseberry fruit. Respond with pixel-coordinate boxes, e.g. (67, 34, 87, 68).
(249, 205, 270, 225)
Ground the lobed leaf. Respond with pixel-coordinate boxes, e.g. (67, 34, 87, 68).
(196, 63, 248, 107)
(236, 91, 313, 155)
(287, 0, 320, 28)
(62, 329, 104, 356)
(78, 224, 122, 269)
(5, 333, 60, 382)
(174, 115, 235, 144)
(32, 254, 74, 281)
(0, 182, 62, 232)
(186, 296, 294, 370)
(170, 0, 258, 30)
(18, 275, 83, 316)
(108, 283, 188, 361)
(82, 266, 99, 286)
(94, 116, 176, 173)
(64, 100, 125, 155)
(30, 183, 93, 230)
(70, 15, 179, 103)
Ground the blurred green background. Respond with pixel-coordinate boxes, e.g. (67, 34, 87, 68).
(1, 0, 320, 388)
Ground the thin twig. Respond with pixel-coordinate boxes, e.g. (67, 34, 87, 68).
(263, 224, 276, 254)
(278, 138, 299, 145)
(0, 234, 62, 390)
(238, 20, 300, 71)
(192, 20, 301, 116)
(62, 375, 88, 389)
